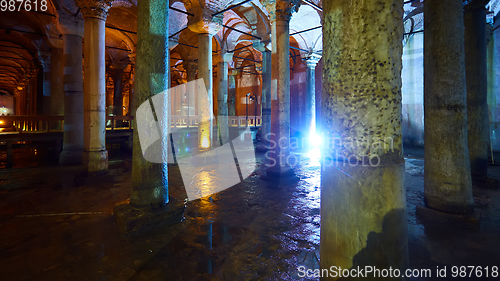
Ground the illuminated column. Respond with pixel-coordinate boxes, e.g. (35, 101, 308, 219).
(320, 0, 408, 278)
(184, 57, 197, 82)
(127, 0, 170, 208)
(424, 0, 473, 213)
(128, 53, 135, 116)
(465, 0, 489, 180)
(57, 12, 85, 165)
(217, 52, 232, 144)
(267, 0, 299, 175)
(304, 54, 320, 147)
(77, 0, 112, 174)
(188, 12, 221, 150)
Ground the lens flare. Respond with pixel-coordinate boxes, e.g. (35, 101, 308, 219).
(309, 133, 322, 148)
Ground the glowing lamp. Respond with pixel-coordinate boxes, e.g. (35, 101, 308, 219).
(201, 136, 210, 149)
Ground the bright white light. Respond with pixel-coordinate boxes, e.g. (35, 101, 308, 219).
(309, 133, 322, 148)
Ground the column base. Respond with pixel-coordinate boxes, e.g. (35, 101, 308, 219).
(424, 194, 474, 215)
(261, 165, 299, 183)
(114, 196, 186, 237)
(416, 205, 480, 230)
(59, 149, 83, 165)
(82, 150, 108, 176)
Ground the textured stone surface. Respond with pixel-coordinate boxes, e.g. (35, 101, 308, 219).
(130, 0, 169, 209)
(424, 0, 473, 214)
(82, 15, 108, 174)
(59, 34, 84, 166)
(465, 5, 489, 180)
(321, 0, 407, 279)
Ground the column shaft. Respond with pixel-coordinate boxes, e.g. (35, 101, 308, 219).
(82, 16, 108, 173)
(112, 68, 125, 117)
(305, 57, 319, 146)
(261, 50, 272, 146)
(320, 0, 408, 278)
(41, 58, 51, 115)
(424, 0, 473, 213)
(198, 33, 214, 149)
(130, 0, 169, 208)
(228, 74, 236, 116)
(268, 11, 292, 174)
(217, 60, 229, 143)
(50, 48, 64, 130)
(465, 5, 489, 180)
(60, 34, 84, 165)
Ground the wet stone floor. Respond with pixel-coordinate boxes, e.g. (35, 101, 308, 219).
(0, 145, 499, 280)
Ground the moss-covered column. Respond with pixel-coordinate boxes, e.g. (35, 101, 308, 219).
(128, 0, 169, 208)
(57, 12, 84, 165)
(267, 0, 299, 175)
(320, 0, 408, 279)
(77, 0, 112, 174)
(424, 0, 473, 213)
(465, 0, 489, 180)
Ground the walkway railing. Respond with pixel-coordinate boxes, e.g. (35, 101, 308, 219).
(0, 115, 262, 134)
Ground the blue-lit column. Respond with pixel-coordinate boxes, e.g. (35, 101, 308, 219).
(304, 54, 320, 149)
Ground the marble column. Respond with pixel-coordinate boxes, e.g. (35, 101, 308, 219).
(304, 54, 320, 148)
(217, 53, 232, 144)
(465, 0, 489, 180)
(197, 32, 216, 150)
(267, 0, 298, 175)
(254, 42, 272, 148)
(424, 0, 473, 214)
(129, 0, 169, 208)
(228, 71, 237, 116)
(77, 0, 112, 174)
(320, 0, 408, 278)
(57, 12, 85, 165)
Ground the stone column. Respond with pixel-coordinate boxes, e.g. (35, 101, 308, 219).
(50, 48, 64, 117)
(77, 0, 112, 174)
(254, 42, 272, 148)
(465, 0, 489, 180)
(320, 0, 408, 278)
(39, 51, 51, 115)
(424, 0, 473, 213)
(115, 0, 184, 236)
(228, 70, 237, 116)
(110, 62, 128, 126)
(304, 54, 321, 147)
(217, 53, 232, 144)
(267, 0, 299, 175)
(57, 12, 85, 165)
(188, 14, 221, 150)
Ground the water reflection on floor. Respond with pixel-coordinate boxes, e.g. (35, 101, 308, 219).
(1, 145, 500, 280)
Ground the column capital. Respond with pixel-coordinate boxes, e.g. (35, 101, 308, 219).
(187, 10, 222, 34)
(57, 11, 84, 36)
(76, 0, 113, 20)
(304, 53, 321, 68)
(265, 0, 301, 22)
(128, 53, 136, 64)
(252, 40, 272, 52)
(111, 61, 128, 71)
(38, 50, 51, 69)
(464, 0, 489, 10)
